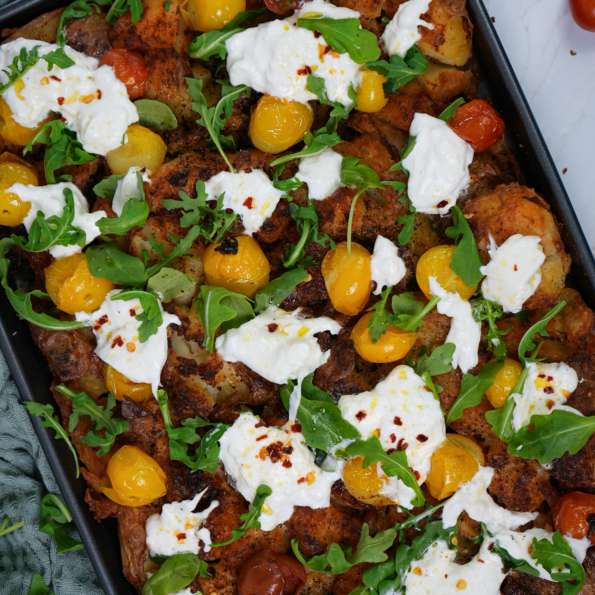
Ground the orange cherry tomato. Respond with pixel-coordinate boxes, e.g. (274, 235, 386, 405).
(98, 49, 147, 100)
(554, 492, 595, 544)
(569, 0, 595, 31)
(447, 99, 505, 152)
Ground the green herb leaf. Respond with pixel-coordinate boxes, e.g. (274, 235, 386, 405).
(397, 197, 416, 245)
(143, 226, 202, 281)
(253, 269, 309, 314)
(134, 99, 178, 130)
(43, 48, 76, 70)
(392, 501, 446, 541)
(366, 286, 392, 343)
(97, 193, 149, 236)
(28, 575, 53, 595)
(471, 293, 508, 360)
(142, 552, 202, 595)
(297, 17, 380, 64)
(485, 386, 521, 444)
(438, 97, 466, 122)
(93, 173, 126, 201)
(367, 44, 427, 92)
(389, 136, 416, 177)
(39, 493, 84, 553)
(491, 541, 539, 577)
(194, 285, 254, 352)
(106, 0, 143, 25)
(446, 360, 504, 425)
(345, 437, 425, 507)
(390, 293, 440, 332)
(211, 484, 272, 547)
(411, 342, 455, 377)
(111, 290, 164, 343)
(445, 205, 484, 287)
(340, 156, 384, 190)
(147, 267, 197, 302)
(23, 402, 80, 477)
(306, 74, 355, 120)
(518, 301, 566, 366)
(188, 9, 267, 60)
(56, 0, 112, 46)
(0, 45, 41, 94)
(86, 241, 146, 285)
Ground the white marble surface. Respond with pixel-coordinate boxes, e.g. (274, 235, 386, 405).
(482, 0, 595, 253)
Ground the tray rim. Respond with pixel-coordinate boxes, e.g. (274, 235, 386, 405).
(0, 1, 594, 594)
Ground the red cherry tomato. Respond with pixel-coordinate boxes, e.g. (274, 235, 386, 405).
(569, 0, 595, 31)
(98, 49, 147, 100)
(447, 99, 505, 152)
(553, 491, 595, 544)
(264, 0, 301, 13)
(238, 550, 306, 595)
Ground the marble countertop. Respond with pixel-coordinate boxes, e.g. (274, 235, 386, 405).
(482, 0, 595, 253)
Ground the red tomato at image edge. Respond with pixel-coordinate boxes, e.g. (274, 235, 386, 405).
(569, 0, 595, 31)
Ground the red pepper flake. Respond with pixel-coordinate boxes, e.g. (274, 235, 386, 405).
(297, 64, 312, 76)
(546, 399, 555, 410)
(255, 420, 268, 428)
(129, 308, 137, 317)
(176, 532, 186, 541)
(355, 410, 367, 421)
(314, 31, 322, 38)
(436, 200, 449, 209)
(478, 559, 484, 563)
(111, 335, 124, 348)
(527, 423, 535, 433)
(538, 373, 546, 378)
(413, 470, 420, 480)
(282, 460, 292, 468)
(266, 441, 284, 463)
(514, 264, 518, 271)
(97, 89, 102, 99)
(57, 97, 65, 105)
(563, 168, 568, 174)
(394, 416, 402, 426)
(488, 543, 495, 551)
(283, 445, 294, 455)
(225, 208, 234, 214)
(544, 386, 554, 394)
(390, 433, 396, 443)
(267, 323, 279, 333)
(570, 50, 577, 56)
(243, 196, 254, 209)
(50, 75, 61, 82)
(491, 16, 495, 22)
(387, 448, 396, 455)
(244, 167, 253, 173)
(256, 434, 268, 441)
(291, 422, 302, 433)
(93, 314, 109, 330)
(297, 477, 306, 484)
(324, 44, 332, 53)
(60, 117, 67, 123)
(547, 376, 554, 382)
(397, 438, 408, 451)
(416, 434, 428, 443)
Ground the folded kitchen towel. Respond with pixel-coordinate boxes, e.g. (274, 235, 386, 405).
(0, 348, 104, 595)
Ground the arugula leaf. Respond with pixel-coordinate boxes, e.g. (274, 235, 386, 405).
(307, 74, 356, 120)
(24, 120, 96, 184)
(56, 0, 112, 46)
(366, 286, 392, 343)
(518, 301, 567, 366)
(445, 360, 504, 425)
(188, 9, 267, 60)
(97, 192, 149, 235)
(194, 285, 254, 352)
(438, 97, 466, 122)
(389, 136, 416, 177)
(0, 515, 24, 538)
(491, 541, 539, 577)
(12, 188, 87, 253)
(445, 205, 484, 287)
(508, 410, 595, 465)
(211, 484, 272, 547)
(142, 552, 202, 595)
(345, 437, 425, 507)
(531, 531, 585, 595)
(147, 267, 197, 302)
(392, 501, 446, 541)
(94, 174, 126, 201)
(43, 48, 76, 70)
(280, 376, 360, 453)
(39, 494, 83, 553)
(410, 343, 455, 377)
(283, 200, 334, 269)
(55, 384, 128, 456)
(106, 0, 143, 25)
(28, 575, 53, 595)
(0, 45, 41, 94)
(396, 195, 416, 245)
(86, 241, 146, 285)
(134, 99, 178, 130)
(253, 269, 309, 314)
(111, 290, 164, 343)
(23, 401, 80, 477)
(297, 17, 380, 64)
(485, 383, 522, 444)
(471, 293, 508, 360)
(367, 44, 428, 92)
(162, 180, 239, 243)
(292, 523, 396, 575)
(391, 292, 440, 333)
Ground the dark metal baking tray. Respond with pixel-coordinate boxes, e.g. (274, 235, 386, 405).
(0, 0, 593, 593)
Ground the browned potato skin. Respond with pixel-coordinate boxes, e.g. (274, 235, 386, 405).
(463, 183, 571, 310)
(64, 11, 112, 58)
(3, 7, 62, 44)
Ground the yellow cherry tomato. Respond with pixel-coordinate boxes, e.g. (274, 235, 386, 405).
(181, 0, 246, 31)
(106, 124, 166, 174)
(0, 97, 55, 146)
(249, 95, 314, 154)
(202, 235, 270, 298)
(486, 358, 523, 409)
(104, 365, 153, 402)
(355, 70, 388, 113)
(0, 152, 38, 226)
(416, 244, 478, 302)
(44, 253, 115, 315)
(342, 455, 396, 506)
(102, 445, 167, 506)
(321, 241, 372, 316)
(351, 312, 416, 363)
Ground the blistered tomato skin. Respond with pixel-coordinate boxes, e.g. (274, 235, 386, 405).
(447, 99, 505, 152)
(351, 312, 416, 363)
(554, 492, 595, 544)
(182, 0, 246, 31)
(0, 97, 55, 146)
(321, 241, 372, 316)
(416, 244, 478, 301)
(569, 0, 595, 31)
(342, 456, 396, 506)
(103, 445, 167, 507)
(249, 95, 314, 154)
(104, 365, 153, 402)
(106, 124, 167, 174)
(98, 49, 147, 100)
(355, 70, 388, 113)
(202, 235, 271, 298)
(486, 358, 523, 409)
(0, 153, 38, 226)
(238, 550, 307, 595)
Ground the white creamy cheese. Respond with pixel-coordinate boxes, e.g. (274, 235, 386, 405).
(204, 170, 283, 236)
(0, 39, 138, 155)
(145, 490, 219, 557)
(75, 289, 180, 396)
(512, 362, 579, 432)
(226, 1, 365, 106)
(218, 411, 339, 531)
(480, 234, 545, 313)
(402, 538, 504, 595)
(215, 305, 341, 420)
(296, 147, 344, 200)
(442, 467, 537, 535)
(112, 166, 151, 216)
(381, 0, 433, 58)
(338, 365, 445, 493)
(402, 113, 473, 214)
(370, 235, 407, 295)
(9, 182, 106, 259)
(429, 277, 481, 374)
